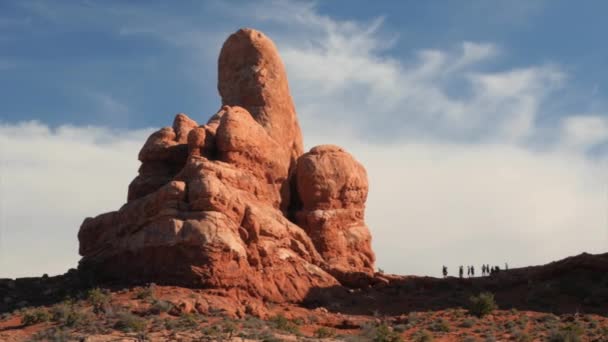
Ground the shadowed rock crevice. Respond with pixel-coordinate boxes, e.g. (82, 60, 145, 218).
(77, 28, 375, 303)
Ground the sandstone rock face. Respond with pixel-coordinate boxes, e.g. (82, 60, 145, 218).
(78, 28, 375, 303)
(218, 28, 303, 166)
(295, 145, 375, 285)
(128, 114, 197, 201)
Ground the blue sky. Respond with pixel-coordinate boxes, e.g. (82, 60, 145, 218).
(1, 0, 607, 278)
(2, 0, 607, 131)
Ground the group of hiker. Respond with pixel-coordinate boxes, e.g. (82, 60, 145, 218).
(441, 263, 508, 278)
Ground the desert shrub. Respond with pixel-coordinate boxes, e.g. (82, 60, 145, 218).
(135, 285, 155, 300)
(503, 320, 516, 330)
(200, 319, 237, 339)
(408, 312, 421, 324)
(468, 292, 497, 318)
(371, 323, 402, 342)
(177, 313, 199, 328)
(50, 303, 72, 323)
(537, 314, 559, 323)
(249, 331, 282, 342)
(512, 330, 533, 342)
(393, 324, 408, 332)
(242, 316, 265, 329)
(21, 308, 51, 325)
(114, 312, 146, 332)
(483, 335, 497, 342)
(411, 329, 434, 342)
(269, 314, 300, 334)
(49, 302, 91, 328)
(201, 325, 221, 337)
(459, 318, 477, 328)
(428, 318, 450, 332)
(29, 327, 71, 342)
(87, 287, 110, 314)
(547, 323, 584, 342)
(221, 319, 238, 338)
(164, 313, 199, 330)
(517, 315, 529, 329)
(315, 326, 337, 338)
(148, 299, 173, 315)
(70, 311, 95, 329)
(538, 314, 560, 331)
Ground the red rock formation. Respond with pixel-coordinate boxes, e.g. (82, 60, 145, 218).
(218, 28, 303, 166)
(78, 28, 375, 303)
(295, 145, 375, 285)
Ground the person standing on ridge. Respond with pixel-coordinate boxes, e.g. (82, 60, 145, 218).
(471, 265, 475, 277)
(459, 265, 464, 278)
(442, 265, 448, 278)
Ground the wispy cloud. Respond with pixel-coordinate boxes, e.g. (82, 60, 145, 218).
(235, 1, 574, 146)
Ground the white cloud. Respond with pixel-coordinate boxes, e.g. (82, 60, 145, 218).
(352, 140, 608, 276)
(242, 1, 566, 145)
(2, 121, 606, 279)
(0, 121, 153, 277)
(560, 115, 608, 150)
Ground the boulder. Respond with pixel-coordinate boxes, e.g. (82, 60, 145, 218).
(295, 145, 375, 285)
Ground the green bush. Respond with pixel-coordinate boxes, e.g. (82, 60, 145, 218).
(49, 302, 92, 328)
(43, 305, 98, 333)
(459, 318, 477, 328)
(21, 308, 51, 326)
(512, 330, 533, 342)
(371, 323, 402, 342)
(221, 319, 238, 338)
(163, 314, 199, 331)
(64, 310, 89, 328)
(315, 326, 337, 338)
(148, 300, 173, 315)
(468, 292, 497, 318)
(87, 288, 110, 314)
(428, 318, 450, 332)
(114, 312, 146, 333)
(269, 314, 300, 334)
(29, 327, 71, 342)
(547, 323, 584, 342)
(411, 329, 434, 342)
(50, 303, 72, 323)
(242, 316, 265, 329)
(135, 285, 155, 300)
